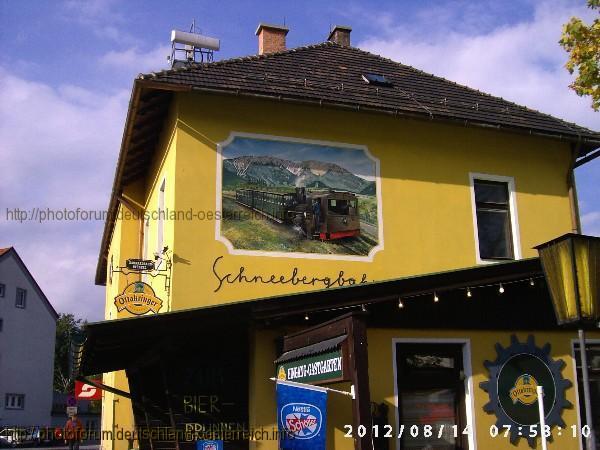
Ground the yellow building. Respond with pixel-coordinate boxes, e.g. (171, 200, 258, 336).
(75, 24, 600, 450)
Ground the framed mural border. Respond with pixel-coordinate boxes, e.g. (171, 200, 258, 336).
(214, 131, 384, 262)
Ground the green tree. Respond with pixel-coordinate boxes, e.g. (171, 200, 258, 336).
(54, 313, 86, 393)
(560, 0, 600, 110)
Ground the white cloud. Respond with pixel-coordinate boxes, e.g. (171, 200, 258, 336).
(0, 41, 170, 321)
(63, 0, 121, 21)
(0, 68, 129, 320)
(357, 1, 599, 129)
(582, 212, 600, 237)
(99, 45, 171, 76)
(356, 0, 600, 234)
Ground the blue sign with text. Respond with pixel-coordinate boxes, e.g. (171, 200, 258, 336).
(277, 380, 327, 450)
(195, 440, 223, 450)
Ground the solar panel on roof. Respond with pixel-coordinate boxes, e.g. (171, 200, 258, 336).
(362, 72, 393, 87)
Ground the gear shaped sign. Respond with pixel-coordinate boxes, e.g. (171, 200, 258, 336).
(480, 335, 572, 448)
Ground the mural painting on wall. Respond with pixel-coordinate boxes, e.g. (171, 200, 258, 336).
(216, 134, 383, 260)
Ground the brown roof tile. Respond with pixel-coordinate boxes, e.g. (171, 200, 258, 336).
(140, 42, 599, 144)
(95, 41, 600, 285)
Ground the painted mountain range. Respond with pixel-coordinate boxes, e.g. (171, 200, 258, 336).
(222, 155, 375, 194)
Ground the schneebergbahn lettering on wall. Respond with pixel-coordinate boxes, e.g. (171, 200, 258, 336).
(235, 187, 360, 240)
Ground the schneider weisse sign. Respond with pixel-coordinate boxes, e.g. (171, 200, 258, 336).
(277, 350, 343, 384)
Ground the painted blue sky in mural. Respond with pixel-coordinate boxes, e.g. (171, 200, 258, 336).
(223, 137, 377, 181)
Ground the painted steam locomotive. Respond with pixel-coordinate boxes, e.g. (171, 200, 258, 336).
(235, 187, 360, 240)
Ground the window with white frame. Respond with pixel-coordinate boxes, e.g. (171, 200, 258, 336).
(470, 174, 520, 261)
(143, 217, 150, 259)
(143, 217, 150, 282)
(157, 178, 166, 255)
(15, 288, 26, 308)
(5, 394, 25, 410)
(574, 343, 600, 449)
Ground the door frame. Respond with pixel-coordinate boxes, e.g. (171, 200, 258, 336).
(570, 337, 600, 450)
(391, 338, 477, 450)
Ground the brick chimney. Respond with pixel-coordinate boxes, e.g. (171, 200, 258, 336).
(327, 25, 352, 46)
(255, 23, 289, 55)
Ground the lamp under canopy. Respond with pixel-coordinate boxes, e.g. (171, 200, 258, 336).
(535, 233, 600, 325)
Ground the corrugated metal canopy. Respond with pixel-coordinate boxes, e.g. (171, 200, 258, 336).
(275, 334, 347, 364)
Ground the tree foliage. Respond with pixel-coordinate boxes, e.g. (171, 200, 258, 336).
(54, 313, 86, 393)
(560, 0, 600, 110)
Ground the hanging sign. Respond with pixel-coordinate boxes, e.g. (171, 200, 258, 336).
(114, 281, 163, 315)
(480, 335, 572, 448)
(66, 406, 78, 417)
(75, 379, 102, 400)
(277, 380, 327, 450)
(276, 350, 343, 384)
(126, 259, 155, 271)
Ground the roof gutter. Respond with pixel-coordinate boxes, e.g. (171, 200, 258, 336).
(568, 136, 583, 233)
(574, 147, 600, 167)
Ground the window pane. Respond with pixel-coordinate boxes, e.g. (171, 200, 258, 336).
(406, 354, 455, 369)
(328, 199, 349, 215)
(400, 389, 457, 449)
(474, 180, 509, 204)
(477, 210, 512, 259)
(16, 289, 26, 308)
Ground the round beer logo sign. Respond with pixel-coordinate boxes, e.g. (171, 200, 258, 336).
(480, 335, 572, 448)
(114, 281, 163, 315)
(509, 373, 538, 405)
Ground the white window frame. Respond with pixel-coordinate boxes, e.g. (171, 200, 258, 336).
(391, 338, 477, 450)
(15, 287, 26, 309)
(5, 393, 25, 410)
(571, 338, 600, 450)
(142, 217, 150, 282)
(157, 178, 166, 256)
(469, 172, 521, 264)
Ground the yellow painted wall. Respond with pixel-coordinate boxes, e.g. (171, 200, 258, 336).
(104, 90, 584, 450)
(101, 101, 178, 450)
(367, 328, 600, 450)
(166, 92, 574, 310)
(248, 328, 278, 450)
(249, 327, 600, 450)
(101, 200, 147, 449)
(110, 91, 575, 315)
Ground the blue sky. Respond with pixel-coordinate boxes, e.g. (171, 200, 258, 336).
(1, 0, 598, 320)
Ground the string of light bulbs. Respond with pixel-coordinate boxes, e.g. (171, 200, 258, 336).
(301, 275, 545, 321)
(396, 275, 543, 309)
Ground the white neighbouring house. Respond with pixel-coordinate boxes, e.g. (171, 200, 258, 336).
(0, 247, 57, 426)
